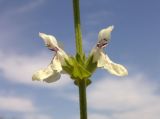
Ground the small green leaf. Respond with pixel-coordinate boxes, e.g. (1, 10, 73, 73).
(62, 66, 72, 75)
(71, 58, 91, 80)
(75, 53, 86, 65)
(85, 55, 97, 74)
(63, 56, 91, 80)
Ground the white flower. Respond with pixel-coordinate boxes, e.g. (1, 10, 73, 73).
(91, 26, 128, 76)
(32, 33, 69, 83)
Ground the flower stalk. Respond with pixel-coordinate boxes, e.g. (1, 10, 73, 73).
(73, 0, 88, 119)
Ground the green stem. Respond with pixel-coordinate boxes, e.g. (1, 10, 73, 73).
(78, 79, 87, 119)
(73, 0, 83, 56)
(73, 0, 87, 119)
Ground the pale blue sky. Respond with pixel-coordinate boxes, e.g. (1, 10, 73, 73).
(0, 0, 160, 119)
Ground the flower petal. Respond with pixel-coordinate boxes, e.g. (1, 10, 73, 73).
(32, 64, 61, 83)
(51, 55, 63, 72)
(39, 32, 69, 65)
(97, 52, 128, 76)
(97, 26, 114, 48)
(39, 32, 59, 51)
(98, 25, 114, 42)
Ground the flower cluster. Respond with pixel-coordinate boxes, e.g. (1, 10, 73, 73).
(32, 26, 128, 83)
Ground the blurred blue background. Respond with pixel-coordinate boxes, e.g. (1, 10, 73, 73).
(0, 0, 160, 119)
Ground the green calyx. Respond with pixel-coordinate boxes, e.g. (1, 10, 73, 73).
(62, 53, 97, 86)
(63, 54, 90, 80)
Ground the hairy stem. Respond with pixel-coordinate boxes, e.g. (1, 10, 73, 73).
(73, 0, 87, 119)
(73, 0, 83, 56)
(78, 79, 87, 119)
